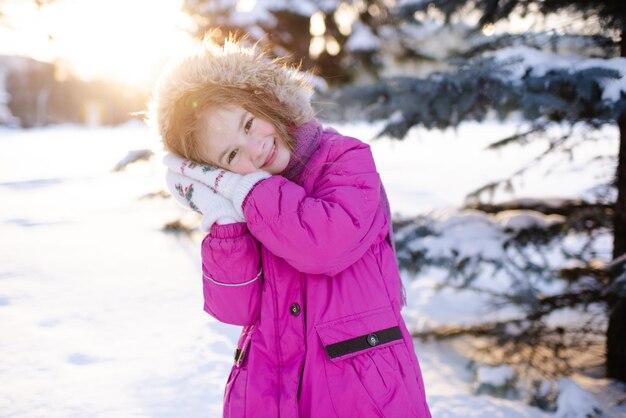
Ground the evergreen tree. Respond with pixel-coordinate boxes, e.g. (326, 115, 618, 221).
(332, 0, 626, 382)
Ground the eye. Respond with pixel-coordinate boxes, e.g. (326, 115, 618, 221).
(244, 117, 254, 134)
(227, 149, 238, 164)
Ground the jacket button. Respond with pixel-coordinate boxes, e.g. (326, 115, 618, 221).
(290, 303, 301, 316)
(367, 333, 379, 347)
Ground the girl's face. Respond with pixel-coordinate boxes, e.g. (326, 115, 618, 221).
(196, 105, 291, 175)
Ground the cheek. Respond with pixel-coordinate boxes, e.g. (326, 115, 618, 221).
(256, 121, 276, 136)
(277, 144, 291, 170)
(279, 143, 291, 160)
(233, 160, 257, 175)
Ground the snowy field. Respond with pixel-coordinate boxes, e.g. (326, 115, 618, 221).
(0, 120, 624, 417)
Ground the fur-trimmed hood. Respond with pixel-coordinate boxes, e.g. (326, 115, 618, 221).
(150, 38, 315, 143)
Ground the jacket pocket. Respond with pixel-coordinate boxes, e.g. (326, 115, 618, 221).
(316, 306, 403, 362)
(316, 306, 420, 417)
(223, 324, 254, 418)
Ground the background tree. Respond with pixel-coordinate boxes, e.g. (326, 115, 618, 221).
(182, 0, 421, 84)
(330, 0, 626, 382)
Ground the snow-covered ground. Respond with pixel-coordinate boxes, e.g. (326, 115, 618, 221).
(0, 120, 624, 417)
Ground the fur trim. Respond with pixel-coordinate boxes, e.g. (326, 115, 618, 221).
(150, 38, 314, 143)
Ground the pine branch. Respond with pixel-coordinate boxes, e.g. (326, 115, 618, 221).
(484, 122, 549, 150)
(465, 198, 610, 216)
(332, 56, 624, 139)
(460, 32, 617, 59)
(463, 122, 618, 205)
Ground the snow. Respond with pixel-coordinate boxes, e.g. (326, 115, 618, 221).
(495, 210, 565, 231)
(490, 46, 582, 79)
(113, 149, 155, 172)
(477, 365, 516, 387)
(397, 0, 428, 6)
(263, 0, 318, 17)
(412, 209, 507, 260)
(352, 120, 618, 216)
(1, 120, 624, 417)
(577, 58, 626, 102)
(229, 1, 276, 27)
(389, 109, 404, 124)
(555, 379, 602, 418)
(396, 21, 474, 61)
(489, 46, 626, 102)
(344, 21, 381, 52)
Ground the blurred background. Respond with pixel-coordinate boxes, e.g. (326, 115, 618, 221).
(1, 1, 626, 417)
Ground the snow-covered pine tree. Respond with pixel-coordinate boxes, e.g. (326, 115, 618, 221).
(331, 0, 626, 383)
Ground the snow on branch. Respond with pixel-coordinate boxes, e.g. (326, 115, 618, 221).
(330, 52, 626, 138)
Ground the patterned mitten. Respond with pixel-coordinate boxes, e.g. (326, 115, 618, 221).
(165, 170, 244, 232)
(163, 153, 270, 217)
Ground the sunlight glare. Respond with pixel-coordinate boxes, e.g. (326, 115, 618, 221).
(334, 3, 358, 36)
(325, 36, 340, 56)
(482, 23, 495, 36)
(310, 12, 326, 37)
(309, 36, 325, 59)
(1, 0, 197, 88)
(236, 0, 257, 13)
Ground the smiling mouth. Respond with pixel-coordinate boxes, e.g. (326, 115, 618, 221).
(262, 140, 277, 168)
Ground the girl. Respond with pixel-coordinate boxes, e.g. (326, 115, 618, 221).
(151, 37, 431, 418)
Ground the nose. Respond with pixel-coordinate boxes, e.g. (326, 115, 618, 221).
(245, 137, 266, 165)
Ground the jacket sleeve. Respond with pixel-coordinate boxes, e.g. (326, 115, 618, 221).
(201, 222, 262, 326)
(243, 136, 385, 276)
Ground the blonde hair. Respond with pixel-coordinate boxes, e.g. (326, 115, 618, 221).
(150, 35, 314, 165)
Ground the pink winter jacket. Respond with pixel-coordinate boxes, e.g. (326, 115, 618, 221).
(201, 130, 431, 418)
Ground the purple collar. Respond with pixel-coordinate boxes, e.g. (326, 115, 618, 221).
(279, 119, 323, 182)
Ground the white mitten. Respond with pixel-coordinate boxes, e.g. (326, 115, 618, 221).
(163, 153, 270, 217)
(165, 170, 245, 232)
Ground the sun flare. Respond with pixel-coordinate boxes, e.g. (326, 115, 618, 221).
(1, 0, 197, 88)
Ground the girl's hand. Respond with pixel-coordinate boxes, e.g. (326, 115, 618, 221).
(163, 153, 270, 217)
(165, 169, 245, 232)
